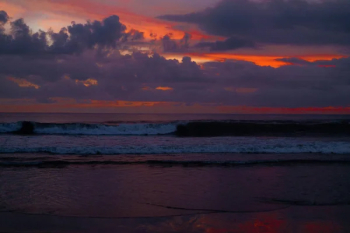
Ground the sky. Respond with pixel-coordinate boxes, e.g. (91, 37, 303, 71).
(0, 0, 350, 114)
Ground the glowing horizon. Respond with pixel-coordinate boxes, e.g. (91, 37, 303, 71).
(0, 0, 350, 113)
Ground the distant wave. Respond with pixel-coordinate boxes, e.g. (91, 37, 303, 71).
(1, 159, 350, 168)
(0, 121, 178, 135)
(1, 120, 350, 137)
(1, 140, 350, 154)
(175, 121, 350, 137)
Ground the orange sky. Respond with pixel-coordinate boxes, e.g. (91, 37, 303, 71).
(0, 0, 212, 40)
(1, 0, 350, 113)
(1, 98, 350, 114)
(165, 53, 347, 68)
(1, 0, 347, 68)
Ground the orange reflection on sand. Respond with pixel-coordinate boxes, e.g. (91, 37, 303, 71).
(199, 211, 343, 233)
(304, 221, 341, 233)
(200, 212, 287, 233)
(239, 214, 285, 233)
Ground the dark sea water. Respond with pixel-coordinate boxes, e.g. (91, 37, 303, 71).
(1, 113, 350, 156)
(1, 113, 350, 232)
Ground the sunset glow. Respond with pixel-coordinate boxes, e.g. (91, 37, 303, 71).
(172, 53, 348, 68)
(7, 77, 40, 89)
(75, 78, 98, 87)
(155, 87, 173, 91)
(2, 2, 350, 233)
(0, 0, 349, 113)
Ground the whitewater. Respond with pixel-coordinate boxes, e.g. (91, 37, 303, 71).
(0, 121, 179, 135)
(1, 134, 350, 155)
(1, 114, 350, 158)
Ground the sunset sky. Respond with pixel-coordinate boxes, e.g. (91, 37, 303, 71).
(0, 0, 350, 113)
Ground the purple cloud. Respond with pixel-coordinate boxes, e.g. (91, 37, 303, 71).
(159, 0, 350, 46)
(0, 12, 133, 55)
(0, 10, 9, 24)
(195, 36, 256, 51)
(0, 10, 350, 109)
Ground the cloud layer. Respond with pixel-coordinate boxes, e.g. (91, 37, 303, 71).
(0, 13, 145, 55)
(0, 6, 349, 112)
(159, 0, 350, 47)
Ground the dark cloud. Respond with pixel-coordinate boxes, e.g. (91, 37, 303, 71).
(1, 46, 350, 108)
(161, 33, 192, 52)
(0, 9, 350, 108)
(275, 58, 311, 66)
(180, 33, 191, 49)
(3, 19, 48, 54)
(0, 12, 128, 55)
(0, 10, 9, 24)
(195, 36, 256, 51)
(161, 34, 178, 52)
(54, 15, 126, 53)
(159, 0, 350, 46)
(121, 29, 144, 42)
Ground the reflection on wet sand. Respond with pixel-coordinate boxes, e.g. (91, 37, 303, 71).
(0, 206, 348, 233)
(0, 162, 350, 232)
(143, 209, 344, 233)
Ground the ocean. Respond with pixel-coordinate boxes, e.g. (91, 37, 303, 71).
(1, 113, 350, 232)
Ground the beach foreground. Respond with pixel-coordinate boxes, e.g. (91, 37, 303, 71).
(1, 155, 350, 233)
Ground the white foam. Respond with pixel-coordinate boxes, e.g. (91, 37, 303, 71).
(0, 122, 178, 135)
(35, 123, 178, 135)
(1, 137, 350, 154)
(0, 122, 21, 133)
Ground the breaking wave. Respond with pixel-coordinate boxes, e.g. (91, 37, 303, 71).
(1, 120, 350, 137)
(0, 121, 178, 135)
(1, 140, 350, 154)
(1, 159, 350, 168)
(175, 121, 350, 137)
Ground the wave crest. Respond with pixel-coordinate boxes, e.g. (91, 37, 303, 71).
(0, 121, 177, 135)
(1, 120, 350, 137)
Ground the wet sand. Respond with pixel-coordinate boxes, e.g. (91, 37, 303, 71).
(1, 205, 350, 233)
(1, 160, 350, 232)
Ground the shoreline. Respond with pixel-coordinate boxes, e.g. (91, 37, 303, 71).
(1, 205, 349, 232)
(1, 160, 350, 232)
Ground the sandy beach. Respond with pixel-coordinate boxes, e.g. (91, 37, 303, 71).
(1, 0, 350, 228)
(1, 158, 350, 232)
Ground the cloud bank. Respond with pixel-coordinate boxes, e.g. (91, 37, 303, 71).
(0, 6, 349, 112)
(159, 0, 350, 47)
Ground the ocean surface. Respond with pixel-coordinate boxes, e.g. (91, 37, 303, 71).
(1, 113, 350, 157)
(1, 113, 350, 232)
